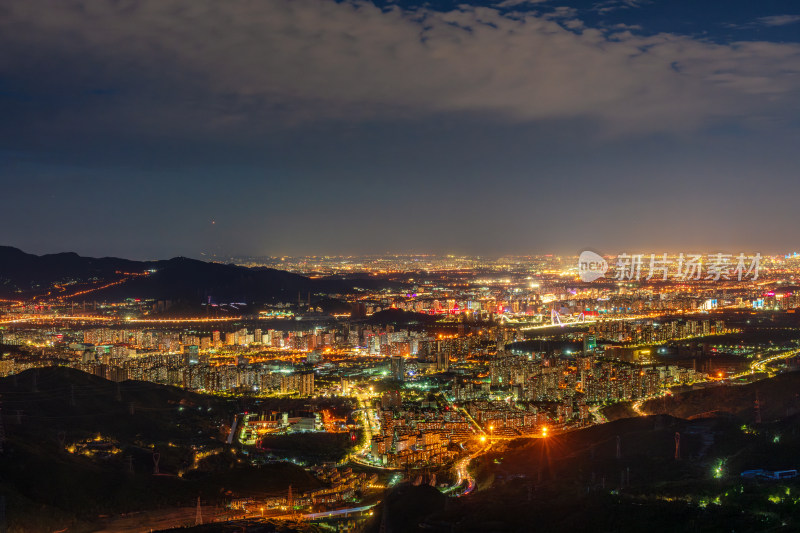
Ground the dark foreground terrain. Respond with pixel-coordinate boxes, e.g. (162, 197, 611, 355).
(356, 373, 800, 532)
(354, 413, 800, 532)
(0, 368, 322, 532)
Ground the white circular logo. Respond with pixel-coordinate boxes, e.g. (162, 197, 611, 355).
(578, 251, 608, 282)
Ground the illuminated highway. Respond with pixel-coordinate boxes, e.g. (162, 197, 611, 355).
(590, 404, 609, 423)
(731, 348, 800, 379)
(450, 439, 491, 496)
(348, 390, 401, 470)
(0, 315, 242, 325)
(303, 503, 377, 520)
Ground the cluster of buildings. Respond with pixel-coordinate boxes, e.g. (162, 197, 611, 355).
(306, 466, 379, 505)
(368, 396, 471, 468)
(57, 350, 316, 395)
(240, 409, 325, 444)
(231, 466, 378, 512)
(580, 363, 704, 402)
(462, 399, 563, 437)
(78, 326, 335, 352)
(590, 319, 727, 345)
(486, 347, 707, 406)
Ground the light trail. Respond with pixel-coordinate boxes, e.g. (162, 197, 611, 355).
(303, 503, 377, 520)
(439, 392, 484, 434)
(451, 442, 490, 496)
(590, 404, 610, 422)
(348, 391, 400, 470)
(729, 348, 800, 379)
(0, 315, 241, 325)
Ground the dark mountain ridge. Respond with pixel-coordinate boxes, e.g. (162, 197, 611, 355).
(0, 246, 389, 304)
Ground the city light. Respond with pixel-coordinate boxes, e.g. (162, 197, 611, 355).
(4, 0, 800, 528)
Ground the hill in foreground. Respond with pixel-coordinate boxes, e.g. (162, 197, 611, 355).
(362, 411, 800, 532)
(0, 368, 320, 533)
(640, 370, 800, 422)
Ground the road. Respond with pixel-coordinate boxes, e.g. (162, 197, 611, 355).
(94, 505, 229, 532)
(451, 442, 492, 496)
(303, 503, 377, 520)
(348, 391, 399, 469)
(738, 348, 800, 377)
(590, 404, 609, 423)
(439, 392, 484, 435)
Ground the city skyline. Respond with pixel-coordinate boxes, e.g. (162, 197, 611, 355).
(2, 0, 800, 259)
(4, 2, 800, 530)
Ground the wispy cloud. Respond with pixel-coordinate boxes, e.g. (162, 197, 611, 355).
(496, 0, 549, 7)
(592, 0, 649, 14)
(545, 6, 579, 19)
(758, 15, 800, 27)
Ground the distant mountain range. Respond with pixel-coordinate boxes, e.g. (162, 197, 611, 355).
(0, 246, 388, 304)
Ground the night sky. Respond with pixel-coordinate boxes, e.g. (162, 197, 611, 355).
(2, 0, 799, 259)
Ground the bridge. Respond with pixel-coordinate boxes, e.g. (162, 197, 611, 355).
(550, 310, 585, 326)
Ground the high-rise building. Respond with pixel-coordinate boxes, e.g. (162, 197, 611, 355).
(280, 372, 315, 396)
(390, 355, 406, 381)
(583, 334, 596, 356)
(436, 351, 450, 372)
(183, 345, 199, 365)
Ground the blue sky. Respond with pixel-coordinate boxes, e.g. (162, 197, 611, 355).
(2, 0, 800, 259)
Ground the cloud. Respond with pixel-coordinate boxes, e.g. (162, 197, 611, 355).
(592, 0, 649, 14)
(726, 14, 800, 30)
(0, 0, 799, 140)
(496, 0, 549, 7)
(757, 15, 800, 27)
(545, 6, 579, 19)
